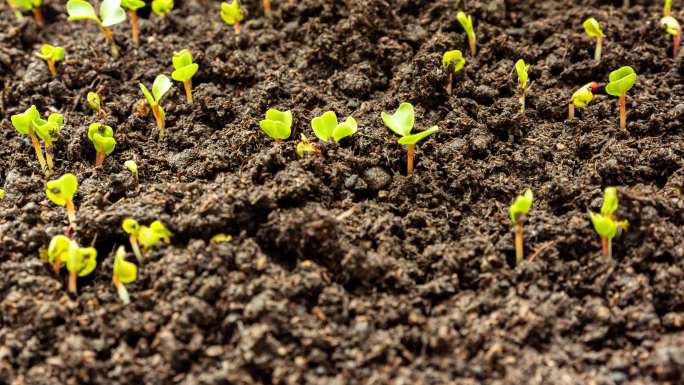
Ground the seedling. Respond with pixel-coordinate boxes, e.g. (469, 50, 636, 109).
(122, 218, 143, 264)
(47, 234, 70, 274)
(568, 82, 599, 120)
(87, 91, 107, 118)
(140, 74, 172, 139)
(311, 111, 358, 143)
(120, 0, 144, 46)
(211, 233, 232, 243)
(661, 16, 681, 58)
(122, 219, 171, 264)
(151, 0, 173, 16)
(35, 45, 64, 78)
(112, 246, 137, 304)
(65, 241, 97, 293)
(14, 0, 43, 26)
(296, 134, 318, 158)
(66, 0, 127, 57)
(11, 105, 48, 175)
(221, 1, 244, 34)
(456, 11, 476, 56)
(171, 49, 199, 104)
(583, 18, 604, 62)
(124, 160, 138, 181)
(665, 0, 672, 16)
(508, 189, 533, 266)
(87, 123, 116, 166)
(45, 173, 78, 229)
(588, 187, 628, 258)
(515, 59, 529, 114)
(259, 108, 292, 143)
(381, 102, 438, 176)
(441, 50, 465, 95)
(34, 111, 63, 174)
(605, 66, 636, 130)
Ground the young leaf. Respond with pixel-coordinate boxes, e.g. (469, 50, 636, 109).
(152, 74, 172, 102)
(605, 66, 636, 96)
(124, 160, 138, 175)
(151, 0, 173, 16)
(296, 134, 317, 158)
(600, 187, 618, 216)
(509, 189, 533, 225)
(66, 0, 100, 23)
(332, 117, 358, 142)
(442, 50, 465, 73)
(121, 0, 144, 10)
(171, 50, 199, 82)
(11, 105, 41, 135)
(66, 243, 97, 277)
(34, 113, 63, 144)
(47, 235, 71, 266)
(87, 92, 102, 113)
(45, 173, 78, 206)
(381, 102, 415, 137)
(259, 108, 293, 141)
(220, 0, 243, 25)
(150, 220, 171, 243)
(311, 111, 338, 142)
(588, 211, 619, 239)
(113, 246, 137, 283)
(661, 16, 681, 36)
(571, 82, 598, 108)
(35, 44, 65, 62)
(397, 126, 438, 145)
(88, 123, 116, 155)
(14, 0, 41, 11)
(583, 18, 604, 38)
(515, 59, 529, 90)
(99, 0, 126, 27)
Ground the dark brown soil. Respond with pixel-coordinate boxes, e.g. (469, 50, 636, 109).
(2, 0, 684, 383)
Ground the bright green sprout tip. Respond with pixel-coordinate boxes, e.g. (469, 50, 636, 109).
(221, 1, 244, 33)
(113, 245, 137, 304)
(87, 122, 116, 167)
(508, 188, 533, 266)
(260, 108, 293, 142)
(35, 44, 65, 78)
(311, 111, 358, 143)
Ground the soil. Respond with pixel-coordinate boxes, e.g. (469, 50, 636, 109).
(2, 0, 684, 383)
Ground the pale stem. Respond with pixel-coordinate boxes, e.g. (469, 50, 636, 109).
(65, 199, 77, 230)
(601, 237, 611, 258)
(446, 72, 453, 96)
(29, 131, 48, 175)
(568, 103, 575, 120)
(595, 37, 602, 62)
(129, 11, 140, 47)
(515, 224, 524, 266)
(68, 270, 77, 293)
(468, 34, 477, 56)
(130, 237, 143, 266)
(406, 144, 415, 176)
(619, 94, 626, 130)
(234, 21, 241, 34)
(44, 141, 54, 173)
(183, 80, 193, 103)
(95, 152, 105, 167)
(113, 275, 131, 304)
(47, 59, 56, 78)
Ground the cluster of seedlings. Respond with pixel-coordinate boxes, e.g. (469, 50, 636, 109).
(3, 0, 669, 303)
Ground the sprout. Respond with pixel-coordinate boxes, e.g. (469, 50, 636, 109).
(87, 123, 116, 167)
(11, 105, 48, 175)
(515, 59, 530, 114)
(661, 16, 681, 58)
(46, 173, 78, 229)
(441, 50, 465, 95)
(605, 66, 637, 130)
(124, 160, 138, 180)
(112, 246, 137, 304)
(0, 189, 4, 200)
(583, 18, 604, 62)
(120, 0, 145, 46)
(171, 49, 199, 104)
(87, 91, 107, 119)
(210, 233, 233, 243)
(140, 74, 172, 139)
(295, 134, 319, 158)
(508, 189, 533, 266)
(381, 102, 438, 176)
(66, 0, 127, 57)
(14, 0, 44, 26)
(34, 111, 63, 174)
(259, 108, 292, 143)
(456, 11, 476, 56)
(122, 218, 171, 264)
(151, 0, 173, 17)
(568, 82, 599, 120)
(35, 44, 65, 78)
(588, 187, 628, 258)
(221, 1, 244, 34)
(47, 234, 70, 274)
(310, 111, 358, 143)
(65, 240, 97, 294)
(665, 0, 672, 17)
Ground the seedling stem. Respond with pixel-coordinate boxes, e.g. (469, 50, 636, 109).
(595, 36, 603, 62)
(407, 144, 415, 175)
(31, 132, 48, 174)
(263, 0, 270, 14)
(129, 11, 139, 46)
(619, 94, 626, 130)
(602, 237, 611, 257)
(183, 80, 193, 103)
(515, 223, 524, 265)
(32, 7, 44, 27)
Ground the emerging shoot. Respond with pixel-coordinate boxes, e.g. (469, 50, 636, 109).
(46, 173, 79, 229)
(35, 44, 65, 78)
(124, 160, 139, 181)
(112, 246, 137, 304)
(588, 187, 628, 258)
(605, 66, 636, 130)
(122, 219, 171, 264)
(515, 59, 530, 114)
(508, 189, 533, 266)
(34, 111, 63, 174)
(87, 123, 116, 167)
(47, 234, 70, 274)
(259, 108, 292, 143)
(441, 50, 465, 95)
(11, 105, 48, 175)
(661, 16, 681, 58)
(171, 49, 199, 104)
(381, 102, 438, 176)
(583, 18, 604, 62)
(296, 134, 319, 158)
(14, 0, 44, 26)
(87, 91, 107, 119)
(311, 111, 358, 143)
(221, 1, 244, 34)
(121, 0, 145, 46)
(66, 0, 127, 58)
(210, 233, 233, 243)
(151, 0, 173, 17)
(65, 240, 97, 293)
(569, 82, 599, 120)
(140, 74, 172, 139)
(456, 11, 476, 56)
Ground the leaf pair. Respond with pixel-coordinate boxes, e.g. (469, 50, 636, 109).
(140, 74, 172, 134)
(123, 218, 172, 250)
(48, 235, 97, 277)
(381, 103, 438, 145)
(35, 44, 65, 63)
(509, 189, 533, 225)
(515, 59, 529, 91)
(571, 82, 598, 108)
(88, 123, 116, 156)
(221, 1, 243, 25)
(588, 187, 628, 240)
(46, 173, 78, 206)
(171, 50, 198, 82)
(605, 66, 636, 97)
(260, 109, 293, 141)
(151, 0, 173, 16)
(11, 105, 62, 143)
(311, 111, 358, 143)
(442, 50, 465, 74)
(67, 0, 127, 28)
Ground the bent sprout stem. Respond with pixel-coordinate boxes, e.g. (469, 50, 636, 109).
(595, 35, 603, 62)
(30, 131, 49, 174)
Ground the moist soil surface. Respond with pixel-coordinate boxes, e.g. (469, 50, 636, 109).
(2, 0, 684, 384)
